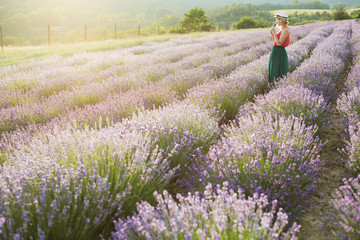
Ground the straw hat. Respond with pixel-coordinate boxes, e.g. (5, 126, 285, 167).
(275, 11, 288, 18)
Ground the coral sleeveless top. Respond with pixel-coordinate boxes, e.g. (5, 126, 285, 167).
(274, 27, 290, 47)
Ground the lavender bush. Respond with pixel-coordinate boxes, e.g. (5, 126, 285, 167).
(0, 22, 346, 239)
(286, 28, 331, 72)
(336, 21, 360, 175)
(0, 103, 221, 240)
(0, 23, 325, 144)
(185, 67, 267, 124)
(0, 30, 268, 110)
(186, 23, 333, 123)
(325, 175, 360, 239)
(341, 120, 360, 175)
(205, 112, 323, 218)
(345, 63, 360, 91)
(0, 32, 274, 135)
(337, 87, 360, 127)
(0, 127, 175, 239)
(129, 103, 221, 193)
(238, 84, 332, 135)
(111, 182, 300, 240)
(280, 23, 351, 101)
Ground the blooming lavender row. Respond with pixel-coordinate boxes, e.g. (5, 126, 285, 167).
(1, 25, 316, 110)
(0, 126, 172, 239)
(0, 25, 318, 147)
(280, 21, 352, 102)
(0, 22, 349, 239)
(2, 32, 325, 171)
(199, 22, 349, 223)
(238, 84, 332, 135)
(286, 26, 333, 72)
(210, 76, 333, 220)
(204, 112, 323, 219)
(337, 20, 360, 176)
(319, 20, 360, 240)
(0, 40, 232, 108)
(111, 182, 300, 240)
(66, 30, 303, 124)
(0, 31, 270, 109)
(0, 32, 277, 135)
(185, 22, 335, 123)
(212, 24, 352, 219)
(0, 103, 220, 239)
(337, 21, 360, 123)
(325, 175, 360, 239)
(0, 23, 333, 164)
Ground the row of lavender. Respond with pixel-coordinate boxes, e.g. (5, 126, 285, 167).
(0, 31, 270, 132)
(0, 25, 324, 138)
(0, 23, 335, 239)
(0, 30, 293, 135)
(185, 23, 334, 123)
(112, 21, 352, 239)
(0, 24, 324, 165)
(333, 20, 360, 239)
(0, 26, 316, 110)
(0, 32, 268, 106)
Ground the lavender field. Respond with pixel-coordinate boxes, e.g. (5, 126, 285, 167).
(0, 20, 359, 240)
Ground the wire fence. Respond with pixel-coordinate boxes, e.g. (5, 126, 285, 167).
(0, 22, 231, 51)
(0, 23, 169, 49)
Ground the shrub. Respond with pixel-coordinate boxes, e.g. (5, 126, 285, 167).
(342, 120, 360, 176)
(238, 84, 332, 135)
(205, 113, 324, 218)
(0, 127, 174, 239)
(332, 3, 351, 20)
(233, 16, 257, 29)
(325, 175, 360, 239)
(111, 182, 300, 239)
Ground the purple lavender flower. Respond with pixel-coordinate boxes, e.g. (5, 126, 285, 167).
(341, 120, 360, 175)
(186, 23, 336, 124)
(0, 122, 175, 239)
(325, 175, 360, 239)
(205, 112, 323, 218)
(111, 182, 300, 239)
(337, 87, 360, 127)
(238, 84, 332, 135)
(280, 22, 352, 102)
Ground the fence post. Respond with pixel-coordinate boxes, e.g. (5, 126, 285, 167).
(85, 24, 87, 42)
(115, 23, 117, 40)
(48, 24, 51, 46)
(0, 25, 3, 52)
(138, 24, 140, 36)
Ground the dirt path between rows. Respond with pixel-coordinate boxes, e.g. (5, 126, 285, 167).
(297, 59, 352, 240)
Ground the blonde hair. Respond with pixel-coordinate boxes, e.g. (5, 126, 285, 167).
(277, 17, 288, 25)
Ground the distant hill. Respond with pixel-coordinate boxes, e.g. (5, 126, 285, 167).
(0, 0, 358, 41)
(0, 0, 275, 15)
(0, 0, 358, 17)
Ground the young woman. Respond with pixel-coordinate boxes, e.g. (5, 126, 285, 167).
(268, 11, 290, 84)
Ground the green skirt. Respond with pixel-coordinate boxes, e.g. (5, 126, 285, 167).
(268, 46, 289, 83)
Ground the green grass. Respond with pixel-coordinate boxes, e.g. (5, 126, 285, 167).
(0, 29, 268, 67)
(0, 33, 207, 67)
(0, 32, 215, 67)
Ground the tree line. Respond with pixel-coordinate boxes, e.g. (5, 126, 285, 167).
(1, 0, 359, 46)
